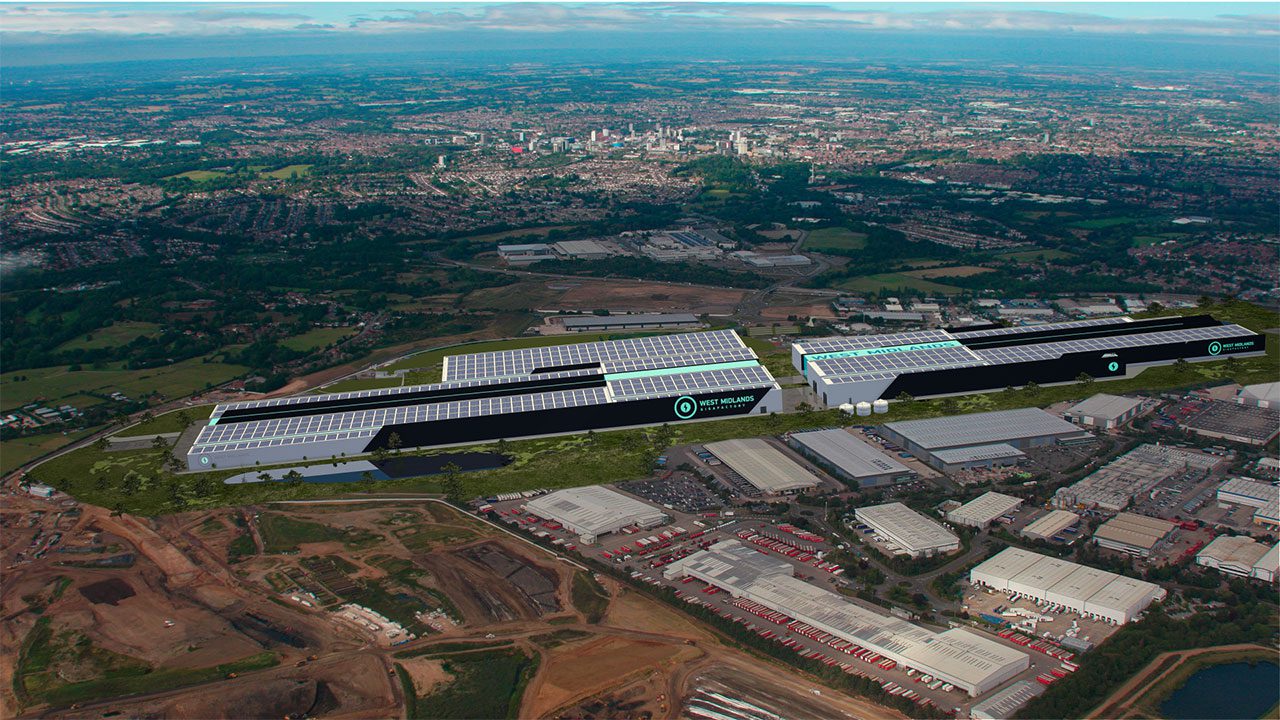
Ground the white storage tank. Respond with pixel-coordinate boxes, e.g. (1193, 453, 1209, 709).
(873, 399, 889, 414)
(840, 402, 857, 414)
(855, 401, 873, 416)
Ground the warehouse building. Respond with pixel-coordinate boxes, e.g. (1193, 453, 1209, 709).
(704, 438, 819, 495)
(1021, 510, 1081, 542)
(791, 315, 1263, 406)
(1237, 382, 1280, 409)
(1216, 477, 1280, 528)
(557, 313, 700, 332)
(552, 239, 611, 259)
(1093, 513, 1177, 558)
(788, 428, 915, 488)
(1053, 444, 1220, 512)
(946, 492, 1023, 528)
(1180, 400, 1280, 446)
(970, 547, 1167, 625)
(854, 502, 960, 558)
(665, 540, 1029, 696)
(881, 408, 1091, 473)
(1196, 535, 1279, 583)
(1063, 394, 1144, 430)
(969, 680, 1044, 720)
(497, 243, 555, 265)
(525, 486, 668, 544)
(188, 330, 781, 470)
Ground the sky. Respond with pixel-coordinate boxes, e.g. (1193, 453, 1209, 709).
(1, 2, 1276, 68)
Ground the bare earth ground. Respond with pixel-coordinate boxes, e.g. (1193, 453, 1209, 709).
(3, 488, 908, 720)
(555, 280, 746, 315)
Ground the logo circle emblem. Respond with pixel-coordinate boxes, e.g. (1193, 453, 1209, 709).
(200, 456, 210, 465)
(1208, 341, 1222, 356)
(674, 395, 698, 419)
(1107, 361, 1119, 372)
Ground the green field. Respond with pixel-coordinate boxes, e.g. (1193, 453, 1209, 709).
(280, 326, 356, 352)
(802, 227, 868, 252)
(379, 332, 670, 378)
(836, 272, 963, 295)
(260, 164, 313, 179)
(995, 248, 1076, 261)
(0, 428, 97, 475)
(1, 357, 248, 411)
(1132, 233, 1188, 247)
(404, 648, 536, 720)
(165, 169, 228, 182)
(114, 404, 216, 438)
(1070, 216, 1143, 230)
(55, 322, 160, 352)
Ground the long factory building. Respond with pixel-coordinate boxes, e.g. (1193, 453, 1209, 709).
(971, 547, 1167, 625)
(187, 330, 781, 470)
(791, 315, 1264, 406)
(665, 540, 1030, 696)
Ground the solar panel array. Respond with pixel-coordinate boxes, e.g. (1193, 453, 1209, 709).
(609, 365, 775, 401)
(192, 387, 610, 455)
(808, 343, 987, 383)
(950, 316, 1131, 340)
(795, 330, 953, 355)
(444, 329, 748, 380)
(972, 324, 1253, 365)
(208, 367, 605, 420)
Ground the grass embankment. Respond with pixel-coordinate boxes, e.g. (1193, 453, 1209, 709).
(398, 647, 537, 720)
(0, 357, 247, 410)
(26, 299, 1279, 516)
(280, 326, 356, 352)
(114, 405, 216, 438)
(1126, 647, 1278, 719)
(13, 617, 278, 710)
(571, 572, 610, 624)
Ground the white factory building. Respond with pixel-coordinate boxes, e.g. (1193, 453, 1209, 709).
(1196, 535, 1279, 583)
(704, 438, 820, 495)
(789, 428, 915, 488)
(1216, 477, 1280, 528)
(1020, 510, 1081, 542)
(665, 540, 1029, 696)
(855, 502, 960, 558)
(525, 485, 668, 544)
(1092, 513, 1177, 558)
(1063, 394, 1144, 430)
(970, 547, 1167, 625)
(946, 492, 1024, 528)
(1237, 382, 1280, 409)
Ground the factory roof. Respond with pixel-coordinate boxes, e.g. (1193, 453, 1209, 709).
(789, 429, 912, 479)
(855, 502, 959, 552)
(947, 492, 1023, 526)
(1197, 535, 1271, 570)
(883, 408, 1087, 451)
(969, 680, 1044, 720)
(1218, 477, 1280, 506)
(525, 486, 666, 535)
(1021, 510, 1080, 539)
(1050, 565, 1120, 604)
(931, 444, 1026, 466)
(1241, 382, 1280, 404)
(970, 546, 1043, 583)
(1094, 513, 1176, 551)
(1065, 394, 1144, 421)
(703, 438, 819, 493)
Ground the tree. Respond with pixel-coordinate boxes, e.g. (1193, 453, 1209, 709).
(111, 502, 126, 517)
(360, 470, 376, 493)
(258, 472, 273, 483)
(586, 430, 597, 446)
(1173, 358, 1190, 374)
(1076, 372, 1095, 388)
(175, 409, 194, 433)
(495, 438, 510, 455)
(151, 435, 170, 453)
(284, 469, 305, 486)
(372, 445, 389, 463)
(894, 392, 914, 405)
(387, 432, 403, 455)
(93, 436, 109, 452)
(1223, 355, 1241, 378)
(441, 462, 464, 502)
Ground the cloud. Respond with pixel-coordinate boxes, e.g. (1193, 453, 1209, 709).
(2, 2, 1277, 39)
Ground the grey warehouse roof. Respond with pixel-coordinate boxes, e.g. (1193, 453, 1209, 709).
(525, 486, 666, 536)
(790, 429, 911, 479)
(1066, 394, 1143, 421)
(883, 408, 1087, 451)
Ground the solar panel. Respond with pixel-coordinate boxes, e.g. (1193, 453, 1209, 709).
(192, 386, 610, 454)
(950, 316, 1131, 340)
(796, 330, 954, 355)
(443, 330, 748, 381)
(972, 324, 1253, 365)
(807, 343, 987, 382)
(608, 365, 776, 400)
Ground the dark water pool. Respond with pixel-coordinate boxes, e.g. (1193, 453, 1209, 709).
(1160, 660, 1279, 720)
